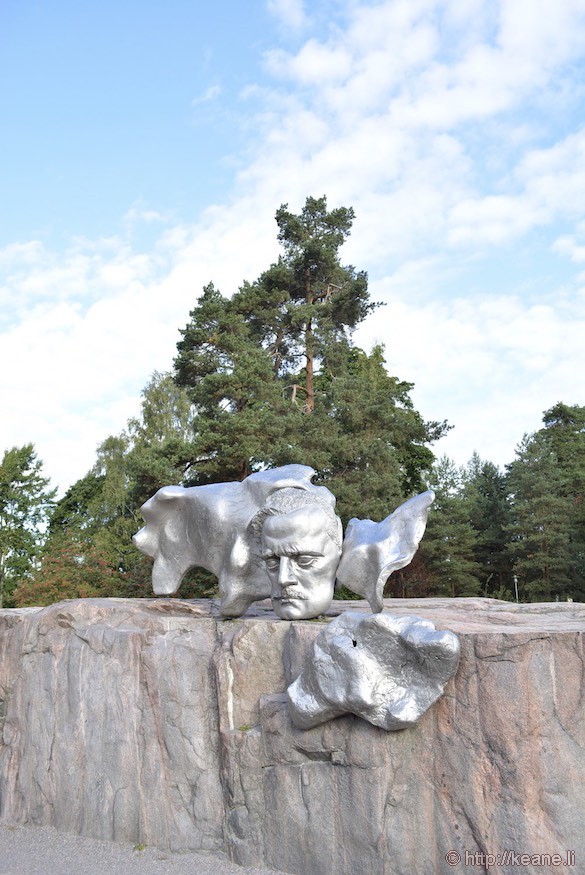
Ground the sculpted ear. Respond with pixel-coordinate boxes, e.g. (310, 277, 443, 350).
(133, 486, 186, 548)
(335, 491, 435, 613)
(157, 485, 185, 500)
(139, 485, 185, 521)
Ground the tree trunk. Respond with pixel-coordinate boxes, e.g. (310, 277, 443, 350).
(304, 270, 315, 413)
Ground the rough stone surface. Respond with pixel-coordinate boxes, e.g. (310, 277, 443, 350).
(1, 597, 584, 875)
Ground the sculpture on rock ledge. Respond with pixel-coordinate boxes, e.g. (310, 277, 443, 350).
(133, 464, 434, 620)
(287, 611, 460, 730)
(133, 465, 459, 731)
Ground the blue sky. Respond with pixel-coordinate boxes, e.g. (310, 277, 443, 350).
(2, 0, 585, 494)
(1, 1, 277, 243)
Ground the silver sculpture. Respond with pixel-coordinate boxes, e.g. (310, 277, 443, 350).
(133, 464, 434, 619)
(336, 491, 435, 613)
(134, 466, 458, 732)
(287, 611, 460, 730)
(133, 465, 333, 617)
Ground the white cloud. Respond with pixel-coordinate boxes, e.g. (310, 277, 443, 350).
(0, 204, 285, 492)
(0, 240, 45, 269)
(356, 282, 585, 468)
(192, 84, 222, 105)
(266, 0, 307, 31)
(446, 127, 585, 245)
(447, 194, 546, 245)
(553, 222, 585, 262)
(3, 0, 585, 492)
(265, 41, 353, 85)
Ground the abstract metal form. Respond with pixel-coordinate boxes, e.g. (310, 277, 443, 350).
(336, 491, 436, 613)
(134, 467, 459, 732)
(133, 464, 434, 619)
(287, 611, 461, 730)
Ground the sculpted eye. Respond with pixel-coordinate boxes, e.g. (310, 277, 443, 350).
(264, 556, 280, 571)
(296, 555, 316, 568)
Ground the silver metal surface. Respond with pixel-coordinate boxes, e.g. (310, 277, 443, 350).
(134, 466, 434, 619)
(335, 490, 435, 612)
(133, 465, 340, 618)
(260, 499, 342, 620)
(287, 611, 460, 730)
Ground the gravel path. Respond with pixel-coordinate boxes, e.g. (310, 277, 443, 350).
(0, 822, 278, 875)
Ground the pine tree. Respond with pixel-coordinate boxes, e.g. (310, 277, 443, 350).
(414, 456, 482, 597)
(37, 197, 450, 605)
(507, 431, 580, 601)
(175, 283, 290, 482)
(269, 196, 372, 411)
(174, 196, 447, 501)
(462, 453, 513, 598)
(0, 444, 56, 607)
(540, 403, 585, 591)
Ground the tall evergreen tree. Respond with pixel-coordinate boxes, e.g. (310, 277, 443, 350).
(506, 437, 570, 600)
(0, 444, 56, 607)
(174, 196, 447, 502)
(462, 453, 513, 597)
(506, 408, 585, 601)
(413, 456, 482, 597)
(269, 196, 372, 411)
(175, 283, 289, 482)
(540, 402, 585, 589)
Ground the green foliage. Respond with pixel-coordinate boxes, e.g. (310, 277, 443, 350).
(26, 199, 585, 607)
(306, 343, 438, 524)
(400, 404, 585, 603)
(14, 530, 128, 607)
(270, 195, 373, 412)
(124, 371, 199, 507)
(461, 453, 513, 596)
(174, 196, 445, 505)
(0, 444, 56, 607)
(44, 373, 200, 602)
(506, 403, 585, 601)
(414, 457, 482, 597)
(49, 471, 105, 533)
(175, 283, 289, 481)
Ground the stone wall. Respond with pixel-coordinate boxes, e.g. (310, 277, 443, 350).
(0, 597, 583, 874)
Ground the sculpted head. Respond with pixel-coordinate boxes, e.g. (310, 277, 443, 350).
(251, 488, 342, 620)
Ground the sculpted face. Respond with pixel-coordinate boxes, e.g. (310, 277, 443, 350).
(261, 504, 342, 620)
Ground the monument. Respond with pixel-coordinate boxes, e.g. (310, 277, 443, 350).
(1, 459, 583, 872)
(133, 464, 460, 730)
(133, 463, 435, 619)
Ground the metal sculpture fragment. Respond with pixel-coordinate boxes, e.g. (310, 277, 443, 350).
(133, 464, 434, 619)
(335, 491, 435, 613)
(132, 464, 338, 618)
(287, 611, 460, 730)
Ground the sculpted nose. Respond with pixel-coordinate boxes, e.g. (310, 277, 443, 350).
(278, 557, 296, 586)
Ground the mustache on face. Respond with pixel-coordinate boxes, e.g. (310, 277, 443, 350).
(273, 589, 309, 601)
